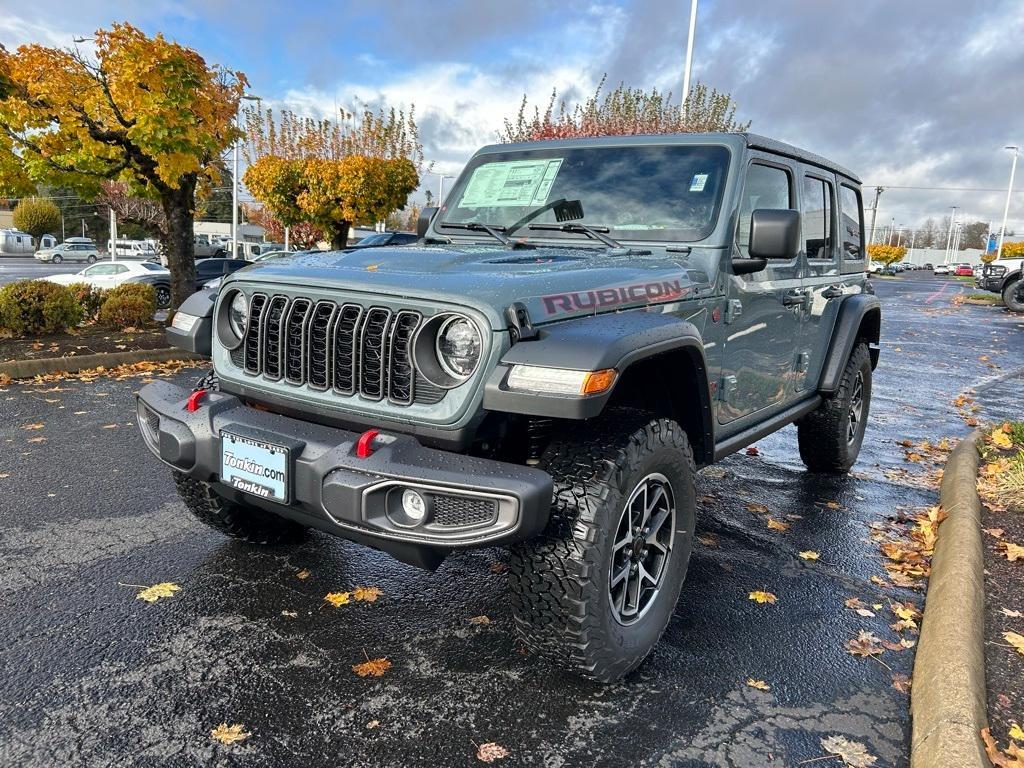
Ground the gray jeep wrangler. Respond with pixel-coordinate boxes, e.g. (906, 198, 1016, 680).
(137, 133, 880, 682)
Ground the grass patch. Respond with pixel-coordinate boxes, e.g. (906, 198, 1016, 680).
(978, 422, 1024, 513)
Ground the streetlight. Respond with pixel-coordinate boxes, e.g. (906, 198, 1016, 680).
(996, 145, 1019, 261)
(681, 0, 699, 106)
(437, 173, 455, 205)
(232, 94, 261, 257)
(944, 206, 958, 264)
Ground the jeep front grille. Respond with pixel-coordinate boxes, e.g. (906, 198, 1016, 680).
(234, 293, 446, 406)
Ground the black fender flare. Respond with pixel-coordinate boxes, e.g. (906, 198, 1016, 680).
(1002, 270, 1022, 292)
(818, 294, 881, 394)
(165, 289, 216, 357)
(483, 309, 714, 456)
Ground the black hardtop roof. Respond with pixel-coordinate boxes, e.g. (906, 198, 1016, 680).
(477, 132, 861, 185)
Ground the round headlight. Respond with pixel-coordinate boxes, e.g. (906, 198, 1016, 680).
(228, 292, 248, 338)
(435, 316, 481, 379)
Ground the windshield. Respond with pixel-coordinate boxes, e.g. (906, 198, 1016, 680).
(356, 233, 391, 246)
(439, 144, 730, 243)
(139, 262, 166, 271)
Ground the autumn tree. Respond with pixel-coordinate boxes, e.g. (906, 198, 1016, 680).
(243, 106, 424, 249)
(12, 197, 61, 241)
(0, 24, 246, 308)
(500, 78, 750, 142)
(868, 244, 906, 267)
(243, 204, 324, 249)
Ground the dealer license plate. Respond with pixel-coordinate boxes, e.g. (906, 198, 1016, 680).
(220, 430, 290, 504)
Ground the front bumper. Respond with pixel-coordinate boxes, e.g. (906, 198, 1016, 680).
(136, 381, 553, 569)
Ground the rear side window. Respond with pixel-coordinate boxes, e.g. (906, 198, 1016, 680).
(803, 176, 835, 261)
(737, 163, 793, 258)
(839, 185, 864, 260)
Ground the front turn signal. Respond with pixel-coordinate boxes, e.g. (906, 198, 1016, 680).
(581, 369, 617, 395)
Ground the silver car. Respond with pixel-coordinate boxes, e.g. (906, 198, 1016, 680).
(34, 238, 100, 264)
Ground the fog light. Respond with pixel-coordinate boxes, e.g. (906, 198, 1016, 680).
(402, 489, 427, 522)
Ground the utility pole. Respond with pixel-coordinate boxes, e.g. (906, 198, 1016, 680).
(682, 0, 699, 106)
(109, 208, 118, 261)
(868, 186, 884, 245)
(888, 217, 896, 246)
(909, 229, 916, 262)
(944, 206, 958, 264)
(997, 145, 1019, 260)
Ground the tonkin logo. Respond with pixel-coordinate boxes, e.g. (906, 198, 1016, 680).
(541, 279, 690, 315)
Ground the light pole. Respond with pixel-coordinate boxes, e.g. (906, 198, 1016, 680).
(682, 0, 699, 106)
(944, 206, 958, 264)
(232, 94, 261, 258)
(437, 173, 455, 205)
(868, 186, 884, 245)
(996, 145, 1019, 261)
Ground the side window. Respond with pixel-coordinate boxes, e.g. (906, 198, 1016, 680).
(113, 265, 129, 275)
(803, 176, 835, 261)
(840, 185, 864, 260)
(737, 163, 793, 258)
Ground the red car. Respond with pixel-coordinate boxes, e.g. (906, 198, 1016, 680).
(954, 264, 974, 276)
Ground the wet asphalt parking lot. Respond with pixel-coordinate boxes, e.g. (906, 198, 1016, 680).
(2, 270, 1023, 767)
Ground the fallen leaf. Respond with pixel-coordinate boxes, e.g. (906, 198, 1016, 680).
(749, 590, 777, 604)
(1004, 631, 1024, 655)
(136, 582, 180, 602)
(366, 720, 380, 729)
(798, 550, 820, 561)
(101, 424, 118, 429)
(856, 608, 876, 618)
(766, 518, 790, 532)
(27, 436, 46, 443)
(1001, 608, 1024, 619)
(324, 591, 351, 607)
(281, 610, 298, 618)
(468, 615, 491, 625)
(825, 501, 842, 509)
(745, 678, 770, 691)
(983, 726, 1024, 767)
(986, 528, 1006, 538)
(844, 597, 868, 610)
(296, 569, 310, 580)
(998, 542, 1024, 562)
(745, 446, 760, 456)
(1010, 722, 1024, 742)
(21, 423, 44, 430)
(476, 743, 510, 763)
(352, 586, 382, 602)
(352, 657, 391, 677)
(489, 562, 508, 574)
(210, 723, 250, 745)
(891, 673, 911, 694)
(820, 734, 878, 767)
(366, 264, 380, 272)
(845, 630, 884, 658)
(746, 502, 769, 514)
(697, 534, 718, 547)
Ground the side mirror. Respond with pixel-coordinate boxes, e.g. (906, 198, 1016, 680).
(417, 206, 439, 238)
(749, 208, 800, 260)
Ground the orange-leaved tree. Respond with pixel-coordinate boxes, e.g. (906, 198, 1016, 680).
(0, 24, 246, 308)
(867, 244, 906, 267)
(243, 204, 324, 249)
(501, 77, 750, 142)
(243, 106, 424, 249)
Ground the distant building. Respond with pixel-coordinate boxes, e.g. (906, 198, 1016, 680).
(194, 221, 265, 242)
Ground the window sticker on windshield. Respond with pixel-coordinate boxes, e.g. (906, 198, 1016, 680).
(459, 159, 564, 208)
(689, 173, 708, 192)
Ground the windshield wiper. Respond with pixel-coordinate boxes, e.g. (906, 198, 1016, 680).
(528, 223, 651, 256)
(440, 221, 517, 248)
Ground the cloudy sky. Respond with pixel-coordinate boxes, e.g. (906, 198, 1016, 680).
(2, 0, 1023, 241)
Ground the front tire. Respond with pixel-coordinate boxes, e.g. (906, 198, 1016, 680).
(154, 284, 171, 309)
(509, 410, 696, 683)
(1003, 277, 1024, 313)
(173, 473, 306, 544)
(51, 255, 62, 264)
(796, 342, 872, 473)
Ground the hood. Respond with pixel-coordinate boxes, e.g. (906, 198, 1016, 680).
(230, 244, 715, 328)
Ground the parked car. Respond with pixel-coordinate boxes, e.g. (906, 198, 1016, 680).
(34, 237, 100, 264)
(923, 263, 933, 270)
(881, 265, 899, 276)
(933, 264, 950, 275)
(46, 260, 172, 306)
(225, 241, 287, 260)
(348, 231, 419, 249)
(203, 251, 321, 290)
(143, 131, 881, 682)
(194, 234, 228, 258)
(108, 239, 159, 259)
(191, 257, 253, 292)
(978, 257, 1024, 312)
(954, 263, 974, 276)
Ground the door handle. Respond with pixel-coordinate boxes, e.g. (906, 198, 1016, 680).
(821, 285, 843, 299)
(781, 289, 806, 307)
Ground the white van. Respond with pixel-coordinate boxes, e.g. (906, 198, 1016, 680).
(108, 239, 158, 259)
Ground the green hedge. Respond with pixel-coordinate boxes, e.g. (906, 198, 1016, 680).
(0, 280, 83, 336)
(97, 284, 157, 330)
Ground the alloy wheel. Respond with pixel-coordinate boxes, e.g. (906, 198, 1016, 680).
(608, 473, 676, 626)
(847, 371, 865, 444)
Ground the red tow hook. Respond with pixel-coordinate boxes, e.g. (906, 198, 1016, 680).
(355, 428, 380, 458)
(186, 388, 207, 412)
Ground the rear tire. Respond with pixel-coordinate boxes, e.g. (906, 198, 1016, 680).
(509, 410, 696, 683)
(796, 343, 872, 473)
(154, 284, 171, 309)
(173, 473, 306, 544)
(87, 255, 97, 264)
(1003, 277, 1024, 313)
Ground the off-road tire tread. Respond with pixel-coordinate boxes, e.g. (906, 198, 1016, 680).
(174, 472, 306, 545)
(1003, 277, 1024, 313)
(508, 409, 694, 682)
(796, 342, 871, 473)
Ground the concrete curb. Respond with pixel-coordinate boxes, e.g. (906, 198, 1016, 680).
(0, 348, 204, 380)
(910, 430, 988, 768)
